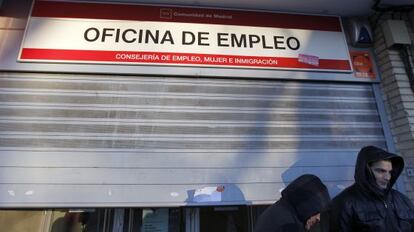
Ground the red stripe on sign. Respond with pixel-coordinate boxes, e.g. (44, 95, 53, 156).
(20, 48, 352, 71)
(32, 0, 342, 32)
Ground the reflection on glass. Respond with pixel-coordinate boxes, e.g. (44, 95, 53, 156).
(49, 209, 104, 232)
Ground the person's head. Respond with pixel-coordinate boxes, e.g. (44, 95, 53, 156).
(355, 146, 404, 195)
(368, 159, 392, 190)
(281, 174, 330, 229)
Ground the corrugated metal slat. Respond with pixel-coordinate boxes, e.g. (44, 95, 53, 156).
(0, 72, 386, 207)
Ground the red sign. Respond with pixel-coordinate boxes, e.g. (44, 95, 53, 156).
(350, 51, 375, 79)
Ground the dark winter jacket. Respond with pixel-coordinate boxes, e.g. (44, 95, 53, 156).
(254, 174, 330, 232)
(330, 146, 414, 232)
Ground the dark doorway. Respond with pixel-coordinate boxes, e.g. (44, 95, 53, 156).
(199, 206, 248, 232)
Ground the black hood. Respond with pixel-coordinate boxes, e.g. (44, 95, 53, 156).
(354, 146, 404, 197)
(281, 174, 330, 223)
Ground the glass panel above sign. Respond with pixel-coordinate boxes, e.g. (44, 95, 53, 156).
(19, 0, 352, 72)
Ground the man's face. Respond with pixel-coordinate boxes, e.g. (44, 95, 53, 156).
(369, 160, 392, 189)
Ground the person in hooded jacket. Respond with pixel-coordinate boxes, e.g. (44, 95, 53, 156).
(329, 145, 414, 232)
(254, 174, 331, 232)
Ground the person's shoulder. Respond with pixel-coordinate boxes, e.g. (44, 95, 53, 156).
(254, 200, 297, 232)
(331, 184, 362, 211)
(254, 204, 279, 232)
(390, 189, 410, 199)
(333, 185, 357, 201)
(390, 189, 414, 208)
(257, 200, 293, 221)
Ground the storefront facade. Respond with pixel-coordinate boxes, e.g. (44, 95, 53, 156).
(1, 0, 413, 231)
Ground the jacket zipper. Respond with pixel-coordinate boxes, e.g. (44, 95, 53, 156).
(383, 201, 388, 208)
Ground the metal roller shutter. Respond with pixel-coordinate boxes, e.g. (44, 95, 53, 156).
(0, 72, 386, 207)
